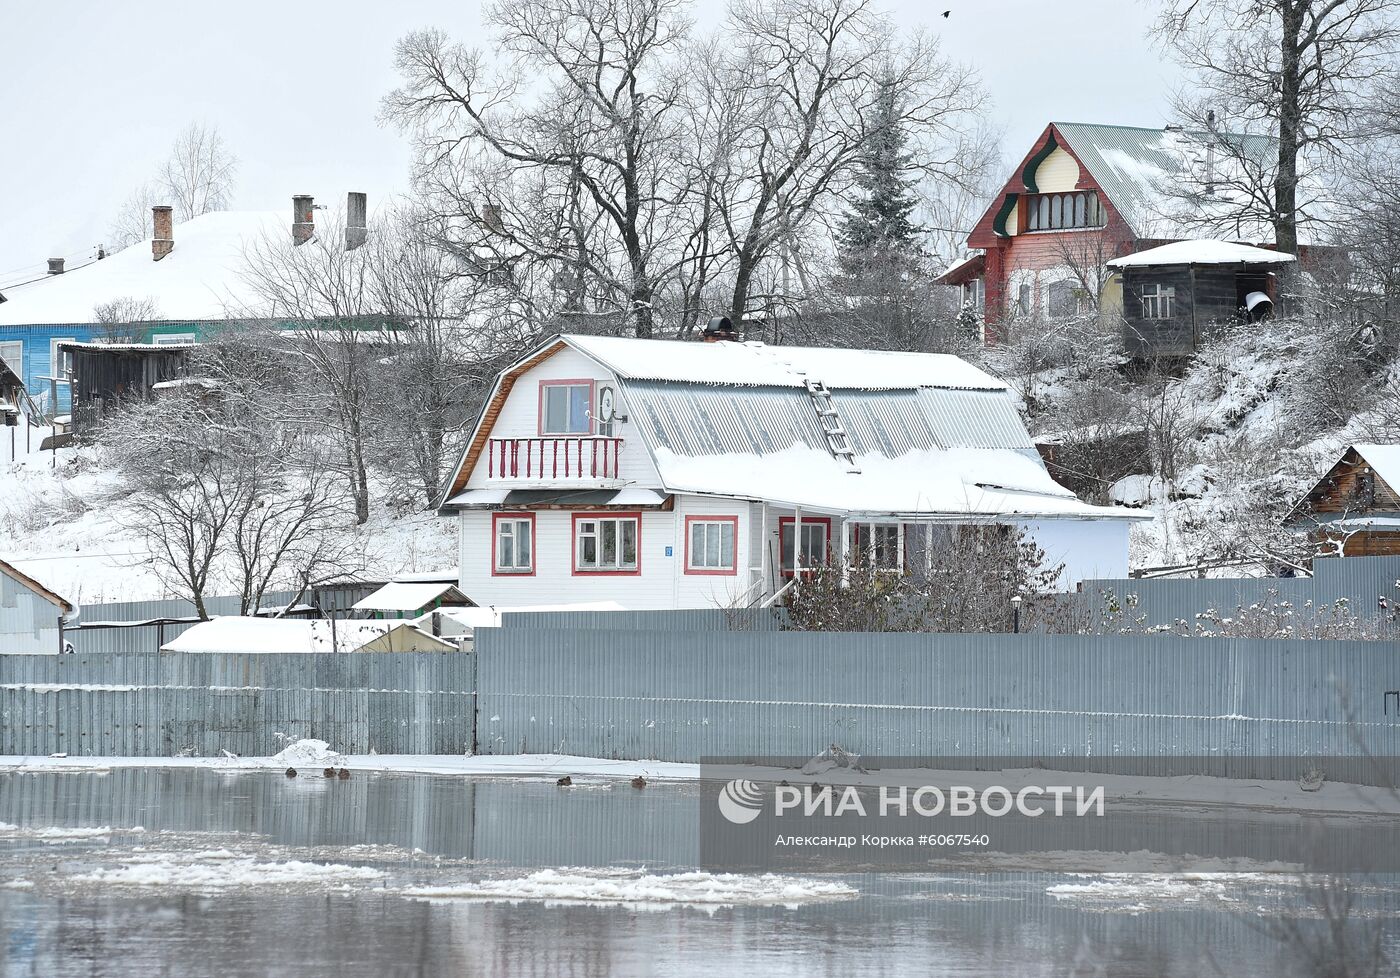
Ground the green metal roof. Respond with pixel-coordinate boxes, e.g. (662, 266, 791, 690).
(1051, 122, 1277, 239)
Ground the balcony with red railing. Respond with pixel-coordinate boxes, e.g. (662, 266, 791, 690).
(486, 436, 625, 484)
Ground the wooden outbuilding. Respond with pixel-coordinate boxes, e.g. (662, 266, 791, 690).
(1106, 240, 1295, 358)
(1287, 444, 1400, 557)
(59, 340, 198, 433)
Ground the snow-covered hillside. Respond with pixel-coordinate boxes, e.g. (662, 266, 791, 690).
(0, 437, 455, 606)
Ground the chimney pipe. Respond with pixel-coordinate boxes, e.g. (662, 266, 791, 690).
(293, 195, 315, 245)
(152, 205, 174, 261)
(702, 315, 737, 343)
(47, 258, 65, 275)
(346, 192, 367, 251)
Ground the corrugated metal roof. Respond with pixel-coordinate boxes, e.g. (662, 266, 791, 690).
(623, 381, 1034, 458)
(1052, 122, 1280, 240)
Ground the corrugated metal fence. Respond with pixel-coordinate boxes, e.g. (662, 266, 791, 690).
(0, 651, 474, 756)
(1080, 556, 1400, 630)
(475, 628, 1400, 781)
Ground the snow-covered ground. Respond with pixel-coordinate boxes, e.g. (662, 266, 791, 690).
(0, 438, 456, 605)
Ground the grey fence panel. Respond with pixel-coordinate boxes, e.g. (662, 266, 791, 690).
(0, 651, 475, 757)
(497, 608, 787, 631)
(1080, 556, 1400, 630)
(474, 628, 1400, 781)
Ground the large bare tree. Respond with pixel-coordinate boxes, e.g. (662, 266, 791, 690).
(384, 0, 695, 338)
(703, 0, 982, 327)
(1153, 0, 1400, 254)
(106, 123, 238, 249)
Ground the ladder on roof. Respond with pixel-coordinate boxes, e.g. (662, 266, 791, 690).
(804, 378, 861, 474)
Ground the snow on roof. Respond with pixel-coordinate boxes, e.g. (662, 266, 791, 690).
(352, 581, 472, 613)
(1353, 445, 1400, 497)
(60, 341, 201, 352)
(0, 210, 292, 327)
(161, 616, 453, 654)
(1107, 240, 1296, 268)
(0, 557, 73, 614)
(409, 602, 628, 635)
(651, 445, 1146, 520)
(1052, 122, 1299, 242)
(562, 335, 1006, 391)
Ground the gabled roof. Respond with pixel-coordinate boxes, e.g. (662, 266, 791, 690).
(968, 121, 1288, 246)
(1288, 444, 1400, 522)
(0, 557, 74, 614)
(1107, 240, 1295, 268)
(441, 335, 1147, 522)
(352, 581, 474, 613)
(1052, 122, 1277, 241)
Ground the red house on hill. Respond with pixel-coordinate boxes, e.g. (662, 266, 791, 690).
(941, 121, 1284, 343)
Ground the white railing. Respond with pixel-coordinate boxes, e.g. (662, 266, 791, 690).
(486, 436, 624, 482)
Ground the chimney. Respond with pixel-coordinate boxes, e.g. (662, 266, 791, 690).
(152, 205, 174, 261)
(701, 315, 737, 343)
(346, 192, 367, 250)
(293, 195, 315, 245)
(47, 258, 65, 275)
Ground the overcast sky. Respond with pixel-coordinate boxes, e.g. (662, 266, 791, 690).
(0, 0, 1179, 291)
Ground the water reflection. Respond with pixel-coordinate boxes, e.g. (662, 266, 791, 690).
(0, 768, 1395, 978)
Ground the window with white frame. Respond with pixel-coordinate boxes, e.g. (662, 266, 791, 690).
(494, 516, 534, 574)
(0, 340, 21, 374)
(780, 520, 829, 574)
(152, 332, 196, 345)
(541, 381, 593, 434)
(575, 515, 639, 572)
(49, 338, 75, 379)
(1141, 283, 1176, 320)
(850, 523, 903, 571)
(687, 518, 736, 573)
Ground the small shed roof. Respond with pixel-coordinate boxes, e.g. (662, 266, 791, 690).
(352, 581, 473, 613)
(161, 617, 455, 654)
(1107, 240, 1296, 269)
(0, 557, 73, 614)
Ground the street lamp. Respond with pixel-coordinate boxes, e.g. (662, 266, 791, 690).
(1010, 594, 1023, 635)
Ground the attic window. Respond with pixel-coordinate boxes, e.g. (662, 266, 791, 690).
(540, 380, 594, 435)
(1025, 192, 1103, 231)
(1354, 469, 1376, 509)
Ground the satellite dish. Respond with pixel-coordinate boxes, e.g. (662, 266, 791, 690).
(598, 386, 616, 424)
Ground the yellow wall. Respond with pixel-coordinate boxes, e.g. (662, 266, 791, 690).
(1033, 147, 1080, 193)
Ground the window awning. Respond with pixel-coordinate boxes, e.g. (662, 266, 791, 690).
(444, 487, 673, 510)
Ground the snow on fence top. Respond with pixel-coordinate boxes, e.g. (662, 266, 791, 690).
(563, 334, 1008, 391)
(1106, 239, 1296, 269)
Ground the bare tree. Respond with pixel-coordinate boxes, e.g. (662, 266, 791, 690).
(1153, 0, 1400, 254)
(92, 296, 161, 342)
(162, 123, 238, 222)
(239, 210, 384, 524)
(384, 0, 695, 338)
(706, 0, 983, 327)
(107, 182, 160, 250)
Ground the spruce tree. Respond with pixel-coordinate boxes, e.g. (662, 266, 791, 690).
(837, 81, 922, 277)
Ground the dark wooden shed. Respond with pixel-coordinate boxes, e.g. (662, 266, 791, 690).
(1107, 240, 1295, 358)
(59, 340, 198, 433)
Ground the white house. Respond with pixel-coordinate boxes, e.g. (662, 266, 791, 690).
(439, 334, 1147, 610)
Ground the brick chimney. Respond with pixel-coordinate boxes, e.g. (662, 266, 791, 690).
(47, 258, 65, 275)
(346, 192, 367, 250)
(152, 205, 174, 261)
(293, 195, 314, 245)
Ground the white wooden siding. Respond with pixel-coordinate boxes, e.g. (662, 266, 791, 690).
(462, 346, 660, 491)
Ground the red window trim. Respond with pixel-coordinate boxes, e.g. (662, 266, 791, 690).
(491, 512, 537, 577)
(537, 378, 597, 436)
(777, 516, 833, 578)
(683, 515, 740, 576)
(571, 511, 642, 576)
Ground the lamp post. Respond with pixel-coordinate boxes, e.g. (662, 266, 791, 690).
(1010, 594, 1023, 635)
